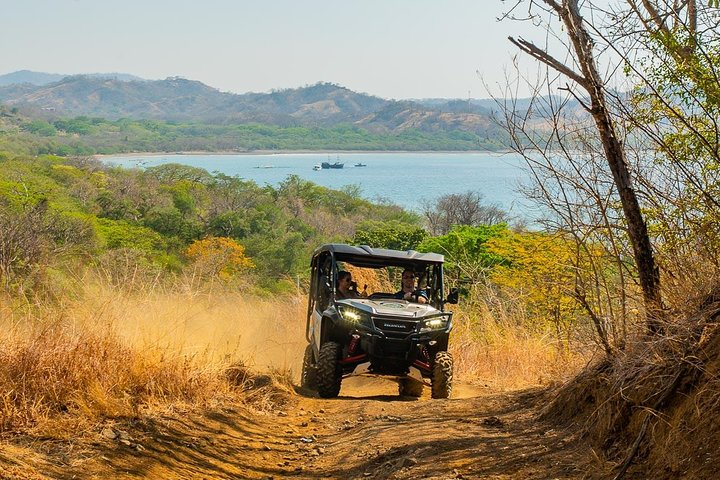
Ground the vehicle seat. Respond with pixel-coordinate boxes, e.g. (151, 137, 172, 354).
(318, 274, 331, 310)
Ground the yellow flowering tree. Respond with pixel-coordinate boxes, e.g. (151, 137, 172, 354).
(486, 231, 580, 346)
(185, 236, 254, 281)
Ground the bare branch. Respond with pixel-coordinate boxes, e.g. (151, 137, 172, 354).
(508, 36, 590, 89)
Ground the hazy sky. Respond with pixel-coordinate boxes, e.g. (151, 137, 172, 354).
(2, 0, 549, 100)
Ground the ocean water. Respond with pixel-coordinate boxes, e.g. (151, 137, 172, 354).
(103, 152, 539, 220)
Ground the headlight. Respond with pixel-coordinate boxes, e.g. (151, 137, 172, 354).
(343, 309, 362, 322)
(338, 305, 372, 326)
(421, 315, 450, 332)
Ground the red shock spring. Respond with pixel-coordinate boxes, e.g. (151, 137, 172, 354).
(348, 333, 360, 354)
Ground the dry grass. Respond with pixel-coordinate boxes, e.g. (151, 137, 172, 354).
(539, 287, 720, 479)
(0, 282, 307, 436)
(449, 302, 589, 389)
(75, 281, 307, 371)
(0, 276, 585, 438)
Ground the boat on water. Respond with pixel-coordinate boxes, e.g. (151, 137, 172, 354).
(321, 161, 344, 169)
(313, 164, 321, 171)
(354, 162, 367, 167)
(253, 165, 275, 169)
(320, 154, 344, 169)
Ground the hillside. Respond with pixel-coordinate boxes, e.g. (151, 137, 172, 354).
(0, 70, 144, 86)
(0, 74, 500, 135)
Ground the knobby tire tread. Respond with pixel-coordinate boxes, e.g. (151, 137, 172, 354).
(431, 351, 453, 399)
(316, 342, 342, 398)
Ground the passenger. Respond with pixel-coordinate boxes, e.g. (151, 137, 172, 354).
(395, 269, 428, 304)
(336, 270, 360, 299)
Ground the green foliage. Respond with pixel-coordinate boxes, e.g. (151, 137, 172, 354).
(0, 195, 95, 297)
(0, 151, 426, 295)
(24, 120, 57, 137)
(145, 163, 213, 184)
(95, 218, 167, 253)
(244, 230, 307, 282)
(353, 220, 428, 251)
(626, 8, 720, 270)
(417, 224, 510, 275)
(53, 118, 95, 135)
(486, 231, 582, 337)
(143, 206, 201, 242)
(2, 115, 504, 156)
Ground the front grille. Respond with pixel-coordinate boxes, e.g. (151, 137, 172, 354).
(372, 317, 416, 338)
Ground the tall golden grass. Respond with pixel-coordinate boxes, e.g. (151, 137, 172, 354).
(450, 304, 587, 389)
(0, 281, 305, 435)
(0, 276, 586, 435)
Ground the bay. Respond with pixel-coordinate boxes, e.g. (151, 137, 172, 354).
(103, 152, 539, 220)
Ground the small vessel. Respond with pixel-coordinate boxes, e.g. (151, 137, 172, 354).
(320, 154, 345, 169)
(313, 164, 321, 171)
(321, 162, 344, 169)
(253, 165, 275, 169)
(354, 162, 367, 167)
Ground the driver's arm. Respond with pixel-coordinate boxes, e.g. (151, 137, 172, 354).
(403, 290, 428, 304)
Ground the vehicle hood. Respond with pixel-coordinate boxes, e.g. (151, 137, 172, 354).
(337, 298, 442, 319)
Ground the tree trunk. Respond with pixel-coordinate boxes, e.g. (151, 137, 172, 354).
(510, 0, 663, 332)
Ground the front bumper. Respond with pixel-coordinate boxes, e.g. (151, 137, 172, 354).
(349, 328, 449, 375)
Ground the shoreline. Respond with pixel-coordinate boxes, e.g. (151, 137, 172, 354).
(94, 149, 514, 159)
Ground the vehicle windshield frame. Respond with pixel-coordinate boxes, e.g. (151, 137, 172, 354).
(315, 245, 446, 311)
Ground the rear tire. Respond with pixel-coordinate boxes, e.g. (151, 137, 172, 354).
(301, 344, 317, 390)
(398, 378, 424, 397)
(431, 351, 453, 399)
(316, 342, 342, 398)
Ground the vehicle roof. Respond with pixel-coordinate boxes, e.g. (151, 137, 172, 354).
(312, 244, 444, 268)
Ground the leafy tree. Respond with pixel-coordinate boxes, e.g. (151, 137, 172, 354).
(53, 118, 94, 135)
(96, 190, 141, 221)
(24, 120, 57, 137)
(95, 218, 166, 254)
(143, 205, 201, 242)
(504, 0, 663, 333)
(486, 231, 581, 346)
(185, 236, 254, 280)
(353, 220, 428, 251)
(418, 224, 510, 280)
(243, 230, 308, 287)
(606, 1, 720, 295)
(145, 163, 213, 185)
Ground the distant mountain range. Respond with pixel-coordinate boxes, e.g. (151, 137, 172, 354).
(0, 71, 508, 136)
(0, 70, 145, 87)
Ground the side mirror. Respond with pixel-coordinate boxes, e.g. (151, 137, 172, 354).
(445, 287, 459, 305)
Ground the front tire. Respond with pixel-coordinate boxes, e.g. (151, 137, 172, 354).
(398, 378, 424, 397)
(316, 342, 342, 398)
(431, 351, 453, 399)
(301, 344, 317, 390)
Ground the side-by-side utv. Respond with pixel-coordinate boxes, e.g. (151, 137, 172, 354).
(301, 244, 458, 399)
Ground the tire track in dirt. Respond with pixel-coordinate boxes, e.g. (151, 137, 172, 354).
(1, 378, 594, 479)
(261, 378, 591, 479)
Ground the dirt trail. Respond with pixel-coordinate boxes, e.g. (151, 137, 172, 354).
(0, 377, 597, 480)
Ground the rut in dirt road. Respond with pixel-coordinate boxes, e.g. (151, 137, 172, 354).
(254, 378, 591, 480)
(15, 378, 595, 479)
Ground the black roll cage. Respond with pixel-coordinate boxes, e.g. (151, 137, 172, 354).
(306, 244, 447, 342)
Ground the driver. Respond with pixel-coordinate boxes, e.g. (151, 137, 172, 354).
(395, 269, 428, 304)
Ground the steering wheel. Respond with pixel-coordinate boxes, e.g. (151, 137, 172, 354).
(368, 292, 395, 300)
